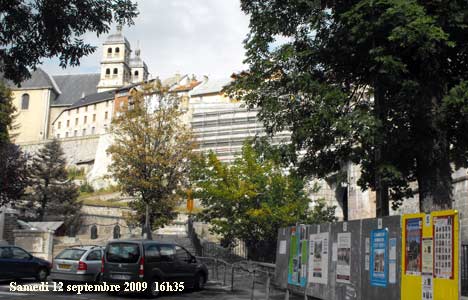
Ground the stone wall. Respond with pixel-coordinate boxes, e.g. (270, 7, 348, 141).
(14, 229, 54, 261)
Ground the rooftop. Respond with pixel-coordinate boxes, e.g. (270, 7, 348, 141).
(191, 77, 233, 96)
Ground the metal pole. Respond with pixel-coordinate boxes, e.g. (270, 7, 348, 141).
(231, 264, 235, 292)
(250, 269, 255, 300)
(265, 272, 270, 300)
(215, 258, 218, 280)
(223, 262, 227, 285)
(284, 289, 289, 300)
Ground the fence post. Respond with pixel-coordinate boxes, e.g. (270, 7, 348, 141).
(214, 258, 218, 280)
(265, 271, 270, 300)
(284, 289, 289, 300)
(231, 264, 235, 292)
(223, 262, 227, 285)
(250, 269, 255, 300)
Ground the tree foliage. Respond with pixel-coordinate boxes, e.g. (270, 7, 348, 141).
(0, 81, 28, 205)
(229, 0, 468, 212)
(108, 81, 196, 234)
(1, 0, 138, 84)
(190, 141, 336, 261)
(25, 139, 81, 234)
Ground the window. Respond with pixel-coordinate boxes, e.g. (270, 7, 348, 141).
(134, 70, 139, 77)
(84, 116, 87, 124)
(94, 104, 97, 110)
(144, 244, 160, 263)
(85, 106, 88, 112)
(86, 250, 102, 261)
(106, 100, 109, 107)
(107, 48, 112, 57)
(57, 249, 85, 261)
(158, 245, 175, 261)
(113, 225, 121, 239)
(107, 243, 140, 263)
(115, 47, 120, 55)
(91, 127, 95, 134)
(105, 111, 108, 119)
(74, 130, 77, 137)
(67, 110, 70, 116)
(113, 68, 118, 77)
(12, 247, 30, 260)
(58, 121, 61, 129)
(56, 134, 60, 139)
(93, 114, 96, 122)
(82, 129, 86, 136)
(21, 94, 29, 110)
(175, 246, 192, 262)
(76, 108, 79, 113)
(66, 120, 70, 127)
(90, 225, 98, 240)
(75, 118, 78, 125)
(65, 132, 69, 138)
(105, 68, 110, 78)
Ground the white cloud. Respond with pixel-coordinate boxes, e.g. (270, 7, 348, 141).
(41, 0, 250, 80)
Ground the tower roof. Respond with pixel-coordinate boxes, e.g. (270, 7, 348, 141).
(103, 25, 130, 48)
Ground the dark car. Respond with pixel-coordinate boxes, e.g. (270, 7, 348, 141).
(0, 245, 51, 281)
(101, 239, 208, 298)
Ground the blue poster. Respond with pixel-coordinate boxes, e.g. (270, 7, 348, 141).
(370, 229, 388, 287)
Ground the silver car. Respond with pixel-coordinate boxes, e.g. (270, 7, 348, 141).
(50, 246, 103, 283)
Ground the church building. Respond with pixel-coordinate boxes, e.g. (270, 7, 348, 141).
(8, 26, 149, 144)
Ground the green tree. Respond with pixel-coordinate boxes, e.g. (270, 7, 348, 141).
(229, 0, 468, 214)
(108, 81, 196, 239)
(26, 139, 81, 235)
(0, 81, 29, 205)
(1, 0, 138, 84)
(191, 142, 336, 262)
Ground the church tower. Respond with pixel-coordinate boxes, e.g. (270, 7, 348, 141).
(97, 25, 132, 92)
(130, 47, 149, 84)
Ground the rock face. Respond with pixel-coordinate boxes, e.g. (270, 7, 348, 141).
(86, 133, 115, 189)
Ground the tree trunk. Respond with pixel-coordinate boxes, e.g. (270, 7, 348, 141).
(416, 95, 453, 213)
(144, 202, 153, 240)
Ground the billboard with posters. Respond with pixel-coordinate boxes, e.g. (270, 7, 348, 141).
(405, 218, 422, 275)
(336, 232, 351, 283)
(370, 229, 388, 287)
(288, 225, 308, 287)
(308, 232, 329, 284)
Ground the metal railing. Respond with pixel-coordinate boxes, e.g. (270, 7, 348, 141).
(462, 244, 468, 296)
(196, 256, 279, 300)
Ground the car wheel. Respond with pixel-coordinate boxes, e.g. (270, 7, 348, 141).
(194, 272, 206, 291)
(36, 268, 48, 281)
(145, 279, 161, 298)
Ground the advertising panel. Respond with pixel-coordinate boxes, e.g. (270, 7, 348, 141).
(336, 232, 351, 283)
(308, 232, 329, 284)
(370, 229, 388, 287)
(288, 225, 308, 286)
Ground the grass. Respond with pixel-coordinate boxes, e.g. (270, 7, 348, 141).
(79, 184, 121, 199)
(81, 198, 129, 208)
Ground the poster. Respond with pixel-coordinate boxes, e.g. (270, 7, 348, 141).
(434, 215, 454, 279)
(308, 232, 329, 284)
(405, 218, 422, 275)
(336, 232, 351, 283)
(365, 237, 370, 271)
(332, 243, 338, 262)
(389, 238, 397, 284)
(279, 240, 287, 255)
(288, 226, 308, 286)
(422, 274, 433, 300)
(370, 229, 388, 287)
(422, 238, 433, 274)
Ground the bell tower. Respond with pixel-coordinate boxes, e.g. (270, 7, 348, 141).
(97, 25, 132, 92)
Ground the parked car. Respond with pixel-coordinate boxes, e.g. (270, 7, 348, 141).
(0, 245, 51, 281)
(50, 245, 103, 283)
(101, 239, 208, 298)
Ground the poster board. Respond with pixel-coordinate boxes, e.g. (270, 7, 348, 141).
(288, 225, 308, 287)
(401, 210, 459, 300)
(370, 229, 388, 287)
(308, 232, 329, 284)
(336, 232, 351, 283)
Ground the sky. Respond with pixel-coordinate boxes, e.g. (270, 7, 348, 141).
(41, 0, 250, 80)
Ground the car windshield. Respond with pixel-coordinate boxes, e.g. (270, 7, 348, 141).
(56, 249, 86, 261)
(107, 243, 140, 263)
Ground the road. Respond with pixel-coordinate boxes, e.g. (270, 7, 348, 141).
(0, 278, 299, 300)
